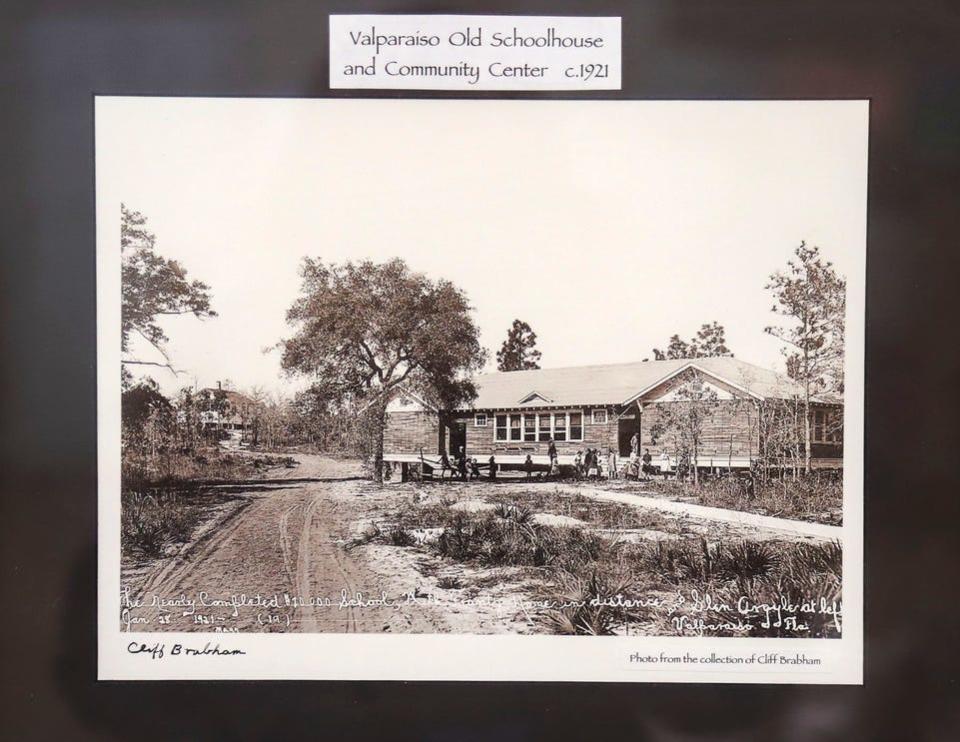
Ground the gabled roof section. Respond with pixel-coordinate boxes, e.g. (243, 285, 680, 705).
(462, 356, 810, 410)
(518, 390, 554, 405)
(382, 386, 439, 413)
(620, 361, 764, 405)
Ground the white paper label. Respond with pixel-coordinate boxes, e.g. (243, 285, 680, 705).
(329, 15, 621, 91)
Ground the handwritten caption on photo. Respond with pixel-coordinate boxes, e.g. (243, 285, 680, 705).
(120, 586, 841, 635)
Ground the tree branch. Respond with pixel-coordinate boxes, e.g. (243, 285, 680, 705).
(121, 359, 184, 375)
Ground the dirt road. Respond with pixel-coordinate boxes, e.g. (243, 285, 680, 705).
(125, 454, 445, 634)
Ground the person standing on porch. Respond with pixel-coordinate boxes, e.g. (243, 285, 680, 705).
(524, 454, 534, 478)
(547, 437, 558, 467)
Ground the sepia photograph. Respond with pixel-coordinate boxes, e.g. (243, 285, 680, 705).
(10, 0, 960, 732)
(97, 98, 865, 680)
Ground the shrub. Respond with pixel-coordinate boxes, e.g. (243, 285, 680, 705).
(715, 540, 780, 582)
(388, 526, 416, 547)
(493, 501, 534, 525)
(432, 511, 605, 570)
(121, 492, 200, 558)
(539, 569, 639, 636)
(677, 472, 843, 525)
(786, 540, 842, 581)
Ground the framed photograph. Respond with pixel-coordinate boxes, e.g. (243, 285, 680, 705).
(6, 1, 959, 739)
(97, 96, 865, 683)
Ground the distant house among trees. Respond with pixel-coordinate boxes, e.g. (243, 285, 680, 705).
(197, 383, 262, 435)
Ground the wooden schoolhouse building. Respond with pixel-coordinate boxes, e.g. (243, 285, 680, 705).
(382, 356, 843, 477)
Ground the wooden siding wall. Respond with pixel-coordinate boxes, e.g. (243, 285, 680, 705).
(384, 410, 441, 456)
(385, 400, 842, 465)
(640, 400, 760, 461)
(458, 407, 619, 456)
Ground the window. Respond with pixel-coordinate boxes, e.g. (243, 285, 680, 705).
(831, 416, 843, 444)
(592, 409, 607, 424)
(538, 413, 552, 441)
(495, 414, 507, 441)
(523, 414, 537, 441)
(554, 412, 567, 441)
(509, 414, 522, 441)
(812, 409, 842, 444)
(569, 412, 583, 440)
(474, 414, 487, 427)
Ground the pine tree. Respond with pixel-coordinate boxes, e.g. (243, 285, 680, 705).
(496, 320, 542, 371)
(653, 322, 732, 360)
(765, 242, 846, 472)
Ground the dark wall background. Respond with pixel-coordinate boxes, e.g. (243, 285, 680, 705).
(2, 1, 958, 739)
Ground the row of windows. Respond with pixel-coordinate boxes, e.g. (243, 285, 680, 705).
(483, 411, 596, 442)
(474, 409, 607, 428)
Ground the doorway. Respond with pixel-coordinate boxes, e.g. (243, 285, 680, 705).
(618, 411, 639, 457)
(449, 421, 467, 458)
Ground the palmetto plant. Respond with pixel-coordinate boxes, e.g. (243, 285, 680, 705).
(539, 570, 638, 635)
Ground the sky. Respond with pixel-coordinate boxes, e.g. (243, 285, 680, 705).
(97, 98, 868, 398)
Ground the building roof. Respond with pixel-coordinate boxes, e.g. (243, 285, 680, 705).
(463, 356, 814, 410)
(199, 388, 260, 408)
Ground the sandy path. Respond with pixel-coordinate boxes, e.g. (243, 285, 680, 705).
(560, 484, 843, 542)
(125, 454, 445, 634)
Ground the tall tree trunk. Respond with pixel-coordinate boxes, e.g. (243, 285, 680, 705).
(803, 385, 812, 475)
(373, 399, 387, 484)
(692, 438, 699, 486)
(802, 316, 812, 475)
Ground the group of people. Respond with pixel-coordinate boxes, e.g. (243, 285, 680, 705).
(438, 447, 496, 480)
(627, 432, 668, 479)
(435, 434, 669, 482)
(571, 448, 618, 479)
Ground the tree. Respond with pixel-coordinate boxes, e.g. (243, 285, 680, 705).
(648, 370, 720, 485)
(653, 322, 732, 360)
(121, 378, 175, 485)
(121, 377, 171, 435)
(121, 204, 216, 376)
(279, 258, 487, 482)
(765, 242, 846, 473)
(496, 319, 542, 371)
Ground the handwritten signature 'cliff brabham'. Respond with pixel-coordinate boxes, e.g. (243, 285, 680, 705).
(127, 642, 246, 660)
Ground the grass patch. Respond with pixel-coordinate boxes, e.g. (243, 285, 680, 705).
(121, 492, 204, 558)
(122, 447, 297, 490)
(384, 492, 843, 637)
(121, 449, 296, 561)
(618, 472, 842, 525)
(482, 488, 680, 532)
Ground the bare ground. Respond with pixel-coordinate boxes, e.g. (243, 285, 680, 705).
(121, 454, 840, 636)
(121, 454, 538, 634)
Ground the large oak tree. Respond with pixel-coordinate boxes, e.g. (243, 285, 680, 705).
(280, 258, 487, 482)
